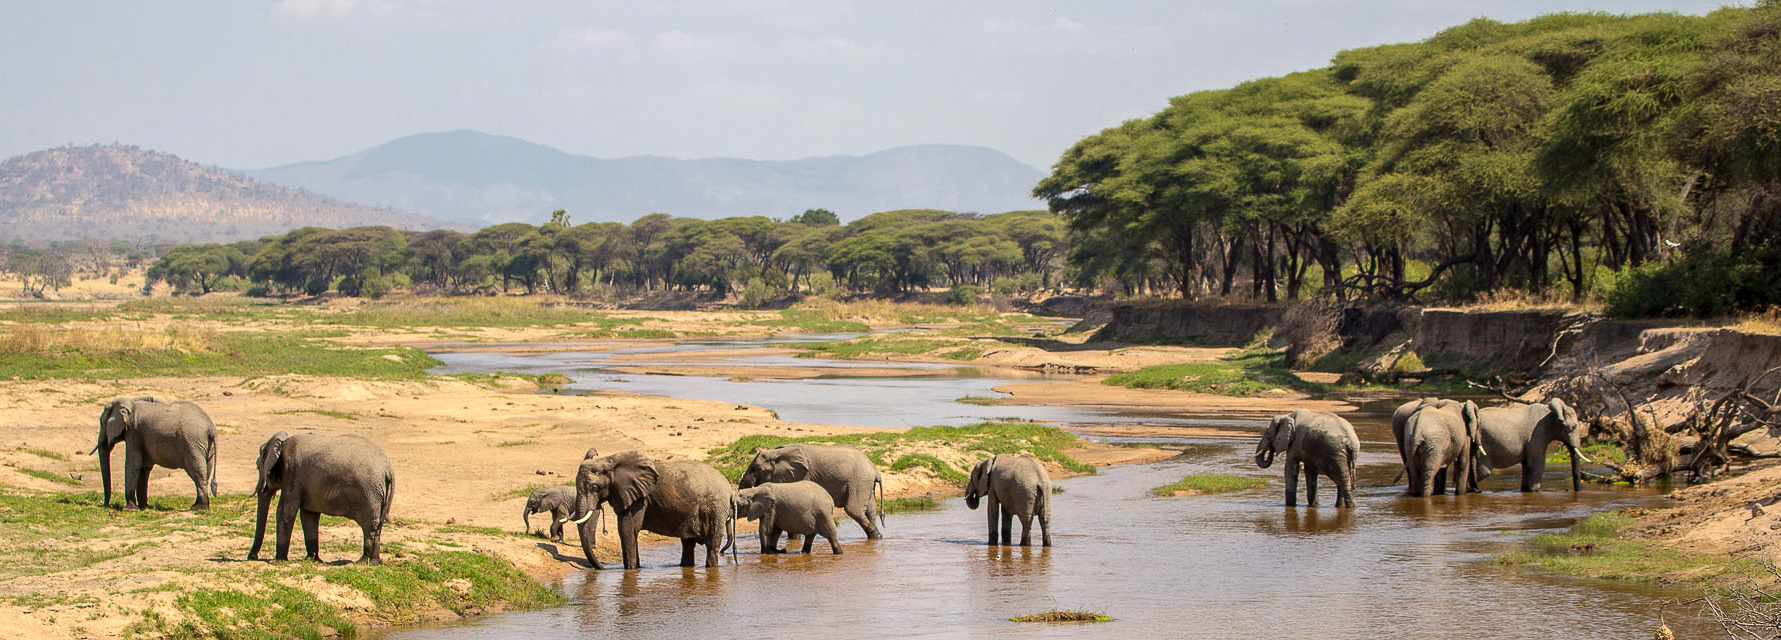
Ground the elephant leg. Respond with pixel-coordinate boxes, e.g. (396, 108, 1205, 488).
(799, 532, 815, 554)
(1522, 449, 1545, 493)
(1017, 513, 1033, 546)
(1000, 507, 1014, 546)
(704, 526, 722, 568)
(300, 509, 322, 562)
(1039, 508, 1052, 547)
(1304, 467, 1318, 506)
(1433, 466, 1448, 496)
(122, 447, 142, 509)
(618, 509, 645, 570)
(679, 539, 696, 567)
(549, 507, 567, 543)
(182, 462, 210, 511)
(356, 515, 381, 565)
(843, 495, 881, 540)
(985, 495, 1000, 546)
(818, 517, 842, 554)
(1336, 468, 1355, 509)
(1283, 458, 1300, 507)
(761, 513, 780, 554)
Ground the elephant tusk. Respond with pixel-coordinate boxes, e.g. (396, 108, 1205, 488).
(563, 510, 595, 525)
(1574, 450, 1593, 463)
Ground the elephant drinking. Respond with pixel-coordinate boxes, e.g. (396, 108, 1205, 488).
(1254, 409, 1359, 508)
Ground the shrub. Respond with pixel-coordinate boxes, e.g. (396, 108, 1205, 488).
(945, 285, 981, 305)
(1606, 248, 1781, 318)
(739, 277, 774, 309)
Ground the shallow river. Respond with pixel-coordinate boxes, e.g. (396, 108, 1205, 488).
(397, 338, 1706, 638)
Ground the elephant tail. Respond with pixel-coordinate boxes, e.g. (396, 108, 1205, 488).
(206, 429, 218, 496)
(875, 473, 885, 529)
(380, 467, 395, 529)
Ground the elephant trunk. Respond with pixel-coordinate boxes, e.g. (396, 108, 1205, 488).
(523, 506, 532, 535)
(572, 492, 602, 569)
(1569, 444, 1583, 492)
(1254, 446, 1276, 470)
(248, 490, 272, 560)
(97, 441, 115, 507)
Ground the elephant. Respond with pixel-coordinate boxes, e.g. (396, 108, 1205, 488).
(563, 451, 736, 569)
(734, 481, 842, 555)
(1401, 400, 1480, 498)
(523, 485, 577, 542)
(964, 453, 1052, 546)
(248, 431, 394, 564)
(1477, 397, 1592, 492)
(1393, 398, 1489, 492)
(1253, 409, 1359, 508)
(93, 397, 217, 510)
(739, 443, 883, 539)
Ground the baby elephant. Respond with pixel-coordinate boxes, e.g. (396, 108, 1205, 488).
(965, 453, 1052, 546)
(734, 481, 842, 555)
(523, 485, 576, 542)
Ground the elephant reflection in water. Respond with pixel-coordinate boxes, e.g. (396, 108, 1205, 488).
(1251, 507, 1358, 536)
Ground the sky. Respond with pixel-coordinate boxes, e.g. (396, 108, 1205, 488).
(0, 0, 1743, 172)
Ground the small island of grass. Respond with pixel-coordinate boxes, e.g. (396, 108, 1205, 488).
(1151, 473, 1265, 497)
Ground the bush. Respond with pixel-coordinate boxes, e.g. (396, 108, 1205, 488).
(991, 276, 1019, 296)
(739, 277, 773, 309)
(945, 285, 981, 305)
(1606, 248, 1781, 318)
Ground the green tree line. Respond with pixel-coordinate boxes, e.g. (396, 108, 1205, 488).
(144, 208, 1067, 304)
(1036, 6, 1781, 317)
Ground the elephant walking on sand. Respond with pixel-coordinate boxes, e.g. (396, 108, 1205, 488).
(735, 481, 842, 555)
(1477, 398, 1591, 492)
(248, 432, 394, 564)
(1401, 400, 1481, 498)
(523, 485, 577, 542)
(564, 451, 736, 569)
(965, 453, 1052, 546)
(94, 397, 217, 510)
(1253, 410, 1360, 508)
(739, 443, 883, 539)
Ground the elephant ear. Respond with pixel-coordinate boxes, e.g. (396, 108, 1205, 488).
(582, 447, 601, 460)
(1270, 414, 1296, 453)
(782, 445, 811, 479)
(971, 456, 997, 494)
(100, 400, 128, 444)
(608, 451, 659, 507)
(256, 432, 290, 494)
(1462, 401, 1481, 440)
(1548, 398, 1577, 432)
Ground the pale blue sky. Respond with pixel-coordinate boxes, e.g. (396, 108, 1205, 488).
(0, 1, 1742, 171)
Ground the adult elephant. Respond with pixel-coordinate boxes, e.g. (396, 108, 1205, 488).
(965, 453, 1052, 546)
(248, 432, 394, 564)
(1253, 409, 1359, 508)
(1402, 400, 1480, 498)
(738, 443, 883, 539)
(93, 397, 217, 510)
(1477, 398, 1591, 492)
(563, 451, 735, 569)
(1392, 398, 1488, 492)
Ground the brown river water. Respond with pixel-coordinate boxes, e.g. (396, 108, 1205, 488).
(395, 340, 1709, 638)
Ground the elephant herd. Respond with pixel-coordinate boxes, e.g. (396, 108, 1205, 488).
(1253, 396, 1590, 508)
(88, 400, 1056, 571)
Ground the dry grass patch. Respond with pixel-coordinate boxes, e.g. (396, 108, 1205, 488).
(1010, 609, 1111, 623)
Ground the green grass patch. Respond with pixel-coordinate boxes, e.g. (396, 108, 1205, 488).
(574, 328, 678, 339)
(0, 305, 116, 324)
(272, 408, 360, 421)
(321, 298, 603, 328)
(1547, 438, 1628, 466)
(0, 491, 257, 578)
(706, 421, 1092, 484)
(1494, 511, 1746, 584)
(14, 467, 81, 486)
(1103, 348, 1305, 397)
(0, 328, 438, 381)
(940, 346, 986, 360)
(448, 372, 570, 388)
(1150, 474, 1265, 496)
(1010, 609, 1112, 623)
(956, 396, 998, 406)
(750, 309, 870, 333)
(880, 496, 941, 514)
(494, 439, 537, 448)
(20, 447, 69, 461)
(791, 337, 959, 358)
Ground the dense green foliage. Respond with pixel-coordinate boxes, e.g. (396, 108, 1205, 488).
(1037, 7, 1781, 314)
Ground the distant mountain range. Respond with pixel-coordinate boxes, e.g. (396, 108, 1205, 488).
(245, 130, 1047, 225)
(0, 145, 448, 245)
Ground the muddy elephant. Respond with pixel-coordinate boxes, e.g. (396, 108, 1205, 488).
(248, 432, 395, 564)
(734, 481, 842, 555)
(564, 451, 736, 569)
(1401, 400, 1480, 498)
(1477, 398, 1591, 492)
(523, 485, 576, 542)
(1393, 398, 1488, 492)
(739, 443, 883, 539)
(94, 397, 217, 510)
(965, 453, 1052, 546)
(1253, 409, 1359, 508)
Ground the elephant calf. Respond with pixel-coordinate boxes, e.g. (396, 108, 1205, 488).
(965, 454, 1052, 546)
(735, 481, 842, 555)
(523, 485, 576, 543)
(249, 431, 395, 564)
(1254, 409, 1360, 508)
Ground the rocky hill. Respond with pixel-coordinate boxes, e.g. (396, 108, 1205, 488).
(247, 130, 1047, 225)
(0, 145, 448, 245)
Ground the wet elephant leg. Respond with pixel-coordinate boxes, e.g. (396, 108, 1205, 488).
(984, 496, 1000, 546)
(679, 539, 696, 567)
(1017, 514, 1033, 546)
(1304, 466, 1318, 506)
(843, 496, 881, 540)
(1000, 508, 1014, 546)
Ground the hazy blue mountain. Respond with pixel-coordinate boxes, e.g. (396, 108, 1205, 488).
(245, 130, 1047, 224)
(0, 145, 449, 245)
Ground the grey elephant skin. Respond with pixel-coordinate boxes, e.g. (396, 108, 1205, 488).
(1477, 398, 1587, 492)
(965, 453, 1052, 546)
(1253, 409, 1359, 508)
(735, 481, 842, 555)
(566, 451, 736, 569)
(248, 431, 394, 564)
(1400, 400, 1480, 497)
(523, 485, 576, 542)
(95, 397, 217, 510)
(739, 443, 883, 539)
(1393, 398, 1489, 492)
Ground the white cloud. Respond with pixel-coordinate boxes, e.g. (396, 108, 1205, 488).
(271, 0, 393, 18)
(553, 28, 635, 55)
(652, 30, 738, 61)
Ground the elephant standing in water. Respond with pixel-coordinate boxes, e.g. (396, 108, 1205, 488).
(1477, 398, 1591, 492)
(965, 453, 1052, 546)
(523, 485, 576, 542)
(1253, 410, 1359, 508)
(1401, 400, 1480, 498)
(94, 397, 217, 510)
(734, 481, 843, 555)
(739, 444, 883, 539)
(248, 432, 394, 564)
(1393, 398, 1489, 493)
(564, 451, 735, 569)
